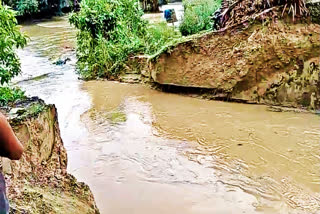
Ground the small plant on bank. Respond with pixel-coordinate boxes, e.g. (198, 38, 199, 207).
(0, 87, 26, 106)
(179, 0, 222, 36)
(69, 0, 147, 79)
(2, 0, 71, 16)
(15, 0, 39, 16)
(2, 0, 39, 16)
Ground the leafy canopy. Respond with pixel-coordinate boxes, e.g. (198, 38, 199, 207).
(2, 0, 38, 15)
(0, 86, 25, 106)
(2, 0, 69, 16)
(0, 4, 27, 85)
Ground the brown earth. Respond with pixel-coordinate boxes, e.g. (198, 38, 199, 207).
(0, 98, 99, 214)
(136, 20, 320, 110)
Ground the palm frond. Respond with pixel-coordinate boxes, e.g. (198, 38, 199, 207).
(220, 0, 308, 28)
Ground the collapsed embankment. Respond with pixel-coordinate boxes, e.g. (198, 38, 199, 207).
(0, 98, 99, 214)
(126, 19, 320, 110)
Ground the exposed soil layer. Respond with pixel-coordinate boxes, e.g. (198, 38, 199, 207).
(143, 21, 320, 110)
(0, 98, 99, 214)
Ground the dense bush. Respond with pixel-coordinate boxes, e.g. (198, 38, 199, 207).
(70, 0, 180, 79)
(0, 5, 27, 106)
(0, 4, 27, 85)
(69, 0, 147, 79)
(15, 0, 38, 15)
(140, 0, 159, 12)
(143, 22, 181, 55)
(2, 0, 72, 16)
(179, 0, 221, 36)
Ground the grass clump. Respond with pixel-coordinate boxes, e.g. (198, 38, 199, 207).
(107, 110, 127, 124)
(179, 0, 222, 36)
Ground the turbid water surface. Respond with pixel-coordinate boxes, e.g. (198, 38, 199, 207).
(16, 16, 320, 214)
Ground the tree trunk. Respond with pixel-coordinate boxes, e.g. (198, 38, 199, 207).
(141, 0, 159, 12)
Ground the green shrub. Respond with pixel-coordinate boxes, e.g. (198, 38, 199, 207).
(69, 0, 181, 79)
(0, 87, 26, 106)
(143, 22, 181, 55)
(0, 5, 27, 106)
(15, 0, 39, 15)
(0, 4, 27, 85)
(179, 0, 221, 36)
(2, 0, 72, 16)
(69, 0, 147, 79)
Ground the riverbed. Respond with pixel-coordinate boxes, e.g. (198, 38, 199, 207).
(15, 16, 320, 214)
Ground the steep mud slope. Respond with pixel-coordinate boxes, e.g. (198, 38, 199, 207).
(146, 21, 320, 109)
(0, 98, 99, 214)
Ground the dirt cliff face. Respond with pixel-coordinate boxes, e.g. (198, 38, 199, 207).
(146, 21, 320, 110)
(0, 99, 99, 214)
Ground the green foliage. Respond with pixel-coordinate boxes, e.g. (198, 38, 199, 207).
(179, 0, 221, 36)
(3, 0, 38, 15)
(69, 0, 147, 79)
(0, 5, 27, 85)
(140, 0, 159, 12)
(107, 110, 127, 124)
(143, 22, 181, 55)
(15, 0, 39, 15)
(2, 0, 72, 16)
(70, 0, 180, 79)
(0, 5, 27, 107)
(28, 103, 45, 115)
(0, 87, 26, 106)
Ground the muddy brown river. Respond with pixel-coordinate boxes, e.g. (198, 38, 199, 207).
(15, 17, 320, 214)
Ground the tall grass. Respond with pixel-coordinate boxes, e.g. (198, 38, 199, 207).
(143, 22, 181, 55)
(179, 0, 222, 36)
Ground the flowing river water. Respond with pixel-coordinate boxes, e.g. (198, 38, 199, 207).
(14, 17, 320, 214)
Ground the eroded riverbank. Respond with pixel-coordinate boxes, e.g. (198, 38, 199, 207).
(1, 99, 98, 213)
(15, 17, 320, 213)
